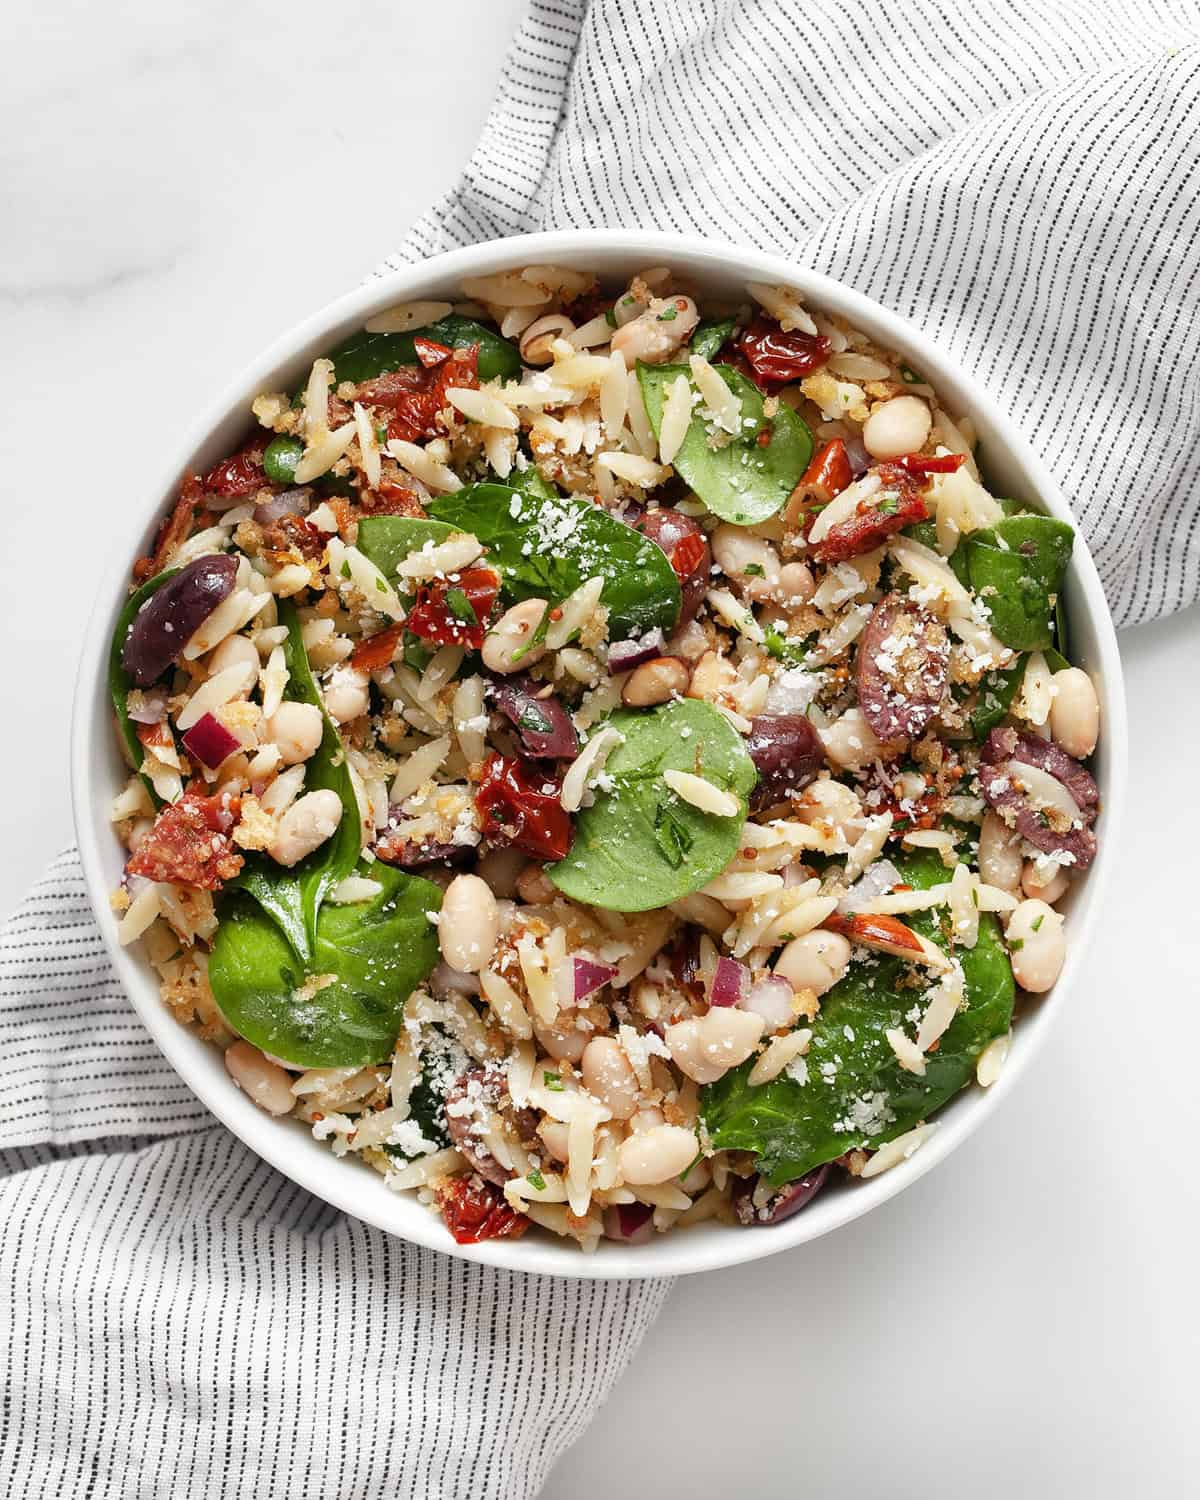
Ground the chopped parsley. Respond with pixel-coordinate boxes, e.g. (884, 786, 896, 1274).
(1008, 937, 1024, 951)
(517, 703, 554, 734)
(900, 363, 923, 384)
(877, 495, 900, 516)
(604, 308, 617, 328)
(657, 307, 678, 322)
(742, 562, 765, 577)
(1031, 913, 1045, 932)
(527, 1167, 547, 1191)
(444, 587, 477, 624)
(543, 1070, 564, 1091)
(762, 625, 810, 666)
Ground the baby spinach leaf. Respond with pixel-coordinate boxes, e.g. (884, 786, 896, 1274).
(229, 601, 361, 963)
(210, 861, 441, 1068)
(326, 315, 521, 385)
(504, 464, 558, 501)
(108, 568, 178, 807)
(691, 318, 736, 361)
(427, 482, 681, 638)
(701, 850, 1014, 1184)
(356, 516, 459, 581)
(971, 653, 1028, 740)
(548, 700, 757, 911)
(964, 515, 1074, 652)
(638, 361, 813, 525)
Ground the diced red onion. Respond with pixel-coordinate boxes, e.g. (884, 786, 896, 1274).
(127, 688, 168, 725)
(607, 628, 666, 673)
(838, 859, 903, 913)
(709, 955, 750, 1008)
(431, 961, 482, 998)
(253, 488, 313, 525)
(843, 433, 870, 478)
(603, 1202, 655, 1243)
(742, 977, 796, 1029)
(181, 712, 241, 769)
(574, 956, 618, 1002)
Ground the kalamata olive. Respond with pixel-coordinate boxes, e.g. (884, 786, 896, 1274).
(635, 507, 711, 626)
(732, 1165, 830, 1225)
(443, 1067, 535, 1185)
(121, 553, 238, 687)
(490, 677, 580, 759)
(979, 726, 1099, 869)
(856, 593, 950, 743)
(372, 827, 471, 869)
(746, 714, 827, 811)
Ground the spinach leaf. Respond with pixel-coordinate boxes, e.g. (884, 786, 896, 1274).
(548, 700, 758, 911)
(638, 361, 813, 525)
(504, 464, 558, 501)
(356, 516, 459, 581)
(701, 850, 1013, 1184)
(210, 861, 441, 1067)
(970, 653, 1028, 740)
(427, 482, 681, 638)
(691, 318, 736, 361)
(964, 515, 1074, 652)
(229, 601, 361, 963)
(108, 568, 178, 807)
(325, 315, 521, 385)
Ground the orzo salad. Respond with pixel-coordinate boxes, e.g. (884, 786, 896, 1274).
(109, 264, 1101, 1250)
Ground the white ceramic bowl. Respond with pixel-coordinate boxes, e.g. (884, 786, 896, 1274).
(71, 230, 1127, 1279)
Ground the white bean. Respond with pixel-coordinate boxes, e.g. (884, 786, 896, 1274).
(711, 525, 781, 601)
(820, 708, 885, 771)
(1006, 899, 1066, 992)
(581, 1036, 639, 1120)
(224, 1041, 295, 1116)
(533, 1018, 590, 1064)
(618, 1123, 698, 1185)
(322, 666, 370, 724)
(621, 656, 690, 707)
(862, 395, 932, 459)
(1021, 861, 1069, 904)
(268, 789, 344, 867)
(1050, 667, 1099, 758)
(537, 1118, 570, 1162)
(482, 599, 548, 674)
(265, 701, 324, 766)
(777, 561, 815, 605)
(207, 633, 260, 687)
(610, 296, 699, 368)
(978, 812, 1023, 894)
(775, 930, 851, 997)
(796, 778, 863, 838)
(438, 874, 499, 975)
(665, 1008, 765, 1085)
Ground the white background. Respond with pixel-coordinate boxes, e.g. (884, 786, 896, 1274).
(4, 2, 1198, 1494)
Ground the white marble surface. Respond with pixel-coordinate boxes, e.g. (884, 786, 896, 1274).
(5, 3, 1198, 1495)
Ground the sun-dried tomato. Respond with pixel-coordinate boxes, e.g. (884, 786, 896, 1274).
(413, 336, 452, 369)
(260, 513, 325, 563)
(809, 463, 929, 564)
(475, 753, 572, 862)
(351, 622, 404, 672)
(357, 345, 480, 444)
(126, 789, 243, 891)
(438, 1175, 529, 1245)
(668, 530, 707, 580)
(734, 316, 831, 392)
(202, 435, 270, 499)
(406, 566, 500, 650)
(784, 438, 852, 529)
(890, 452, 968, 475)
(133, 474, 205, 581)
(357, 480, 427, 518)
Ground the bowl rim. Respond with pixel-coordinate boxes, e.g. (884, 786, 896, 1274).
(71, 228, 1128, 1279)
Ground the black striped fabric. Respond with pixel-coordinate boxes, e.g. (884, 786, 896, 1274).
(7, 4, 1199, 1493)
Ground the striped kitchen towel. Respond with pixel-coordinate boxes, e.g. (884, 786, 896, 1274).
(4, 2, 1199, 1496)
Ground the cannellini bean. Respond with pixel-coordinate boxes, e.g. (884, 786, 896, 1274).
(711, 525, 781, 601)
(267, 789, 344, 867)
(862, 395, 932, 459)
(686, 650, 737, 702)
(521, 313, 576, 365)
(322, 666, 370, 724)
(224, 1041, 295, 1116)
(207, 633, 260, 684)
(537, 1118, 570, 1162)
(621, 656, 690, 707)
(978, 812, 1023, 894)
(581, 1036, 639, 1120)
(610, 295, 699, 368)
(1021, 861, 1069, 904)
(534, 1017, 589, 1064)
(618, 1123, 698, 1185)
(482, 598, 548, 674)
(774, 930, 851, 996)
(1050, 668, 1099, 758)
(438, 874, 499, 974)
(796, 778, 863, 838)
(265, 701, 324, 766)
(777, 561, 816, 605)
(820, 708, 886, 772)
(1006, 899, 1066, 992)
(665, 1008, 765, 1085)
